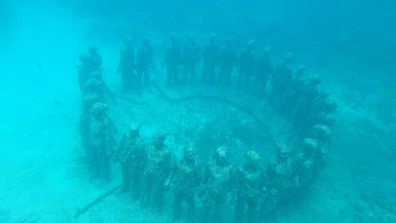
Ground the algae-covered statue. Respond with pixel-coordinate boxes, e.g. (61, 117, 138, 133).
(115, 124, 146, 196)
(78, 94, 100, 158)
(118, 38, 136, 93)
(199, 146, 234, 223)
(252, 47, 273, 97)
(293, 138, 318, 190)
(89, 102, 116, 180)
(140, 131, 171, 210)
(233, 150, 265, 223)
(218, 39, 237, 85)
(264, 144, 293, 210)
(181, 36, 200, 84)
(164, 36, 182, 86)
(170, 146, 201, 221)
(202, 34, 219, 84)
(136, 38, 153, 93)
(237, 40, 256, 90)
(78, 47, 102, 94)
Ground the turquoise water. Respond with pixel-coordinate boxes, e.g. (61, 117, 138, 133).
(0, 1, 395, 222)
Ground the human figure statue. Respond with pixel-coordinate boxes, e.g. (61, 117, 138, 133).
(237, 40, 256, 91)
(270, 53, 294, 106)
(89, 102, 116, 180)
(293, 138, 317, 191)
(78, 94, 100, 159)
(234, 151, 265, 223)
(170, 146, 201, 221)
(78, 47, 103, 94)
(136, 38, 153, 94)
(202, 34, 219, 84)
(115, 125, 146, 196)
(253, 48, 273, 97)
(164, 36, 182, 86)
(218, 39, 236, 85)
(182, 36, 200, 84)
(117, 38, 136, 93)
(140, 131, 171, 210)
(199, 146, 234, 223)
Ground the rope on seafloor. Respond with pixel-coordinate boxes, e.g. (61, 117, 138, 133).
(74, 183, 122, 219)
(108, 82, 280, 149)
(113, 93, 160, 105)
(151, 81, 280, 150)
(109, 81, 280, 150)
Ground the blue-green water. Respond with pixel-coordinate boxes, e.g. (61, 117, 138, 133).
(0, 0, 395, 222)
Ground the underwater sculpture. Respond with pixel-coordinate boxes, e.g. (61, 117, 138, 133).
(181, 35, 200, 84)
(169, 146, 201, 221)
(118, 38, 136, 93)
(233, 151, 265, 223)
(164, 36, 182, 86)
(75, 38, 336, 222)
(237, 40, 257, 90)
(202, 34, 220, 84)
(217, 39, 237, 85)
(89, 102, 116, 180)
(115, 124, 146, 195)
(140, 131, 172, 210)
(199, 146, 234, 223)
(135, 38, 154, 94)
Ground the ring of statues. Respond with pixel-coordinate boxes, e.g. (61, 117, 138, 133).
(76, 35, 336, 222)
